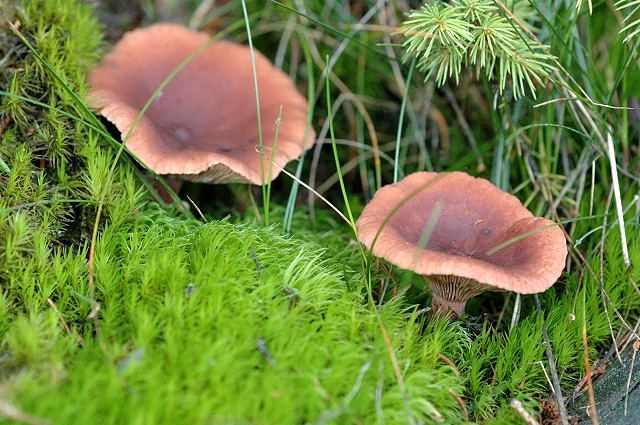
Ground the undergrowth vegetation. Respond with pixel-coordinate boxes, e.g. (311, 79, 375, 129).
(0, 0, 639, 424)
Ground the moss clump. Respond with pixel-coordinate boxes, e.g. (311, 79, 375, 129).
(0, 0, 141, 274)
(2, 213, 471, 424)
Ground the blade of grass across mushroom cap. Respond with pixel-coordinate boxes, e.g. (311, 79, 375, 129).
(356, 171, 568, 317)
(89, 23, 314, 185)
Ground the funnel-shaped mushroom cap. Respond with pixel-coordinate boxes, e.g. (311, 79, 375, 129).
(89, 23, 314, 184)
(357, 172, 567, 312)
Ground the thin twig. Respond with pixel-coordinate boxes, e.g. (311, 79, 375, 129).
(47, 298, 83, 346)
(186, 196, 207, 222)
(582, 290, 600, 425)
(537, 360, 555, 396)
(449, 388, 469, 421)
(534, 295, 569, 425)
(509, 399, 539, 425)
(625, 339, 640, 416)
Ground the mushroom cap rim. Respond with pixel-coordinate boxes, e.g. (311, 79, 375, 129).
(356, 171, 568, 295)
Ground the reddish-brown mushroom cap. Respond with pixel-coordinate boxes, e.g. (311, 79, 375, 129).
(356, 171, 568, 317)
(89, 23, 314, 184)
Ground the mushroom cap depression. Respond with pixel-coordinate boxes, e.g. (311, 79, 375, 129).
(89, 23, 314, 184)
(356, 172, 567, 294)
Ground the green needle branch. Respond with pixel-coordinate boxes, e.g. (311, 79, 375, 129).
(401, 0, 556, 99)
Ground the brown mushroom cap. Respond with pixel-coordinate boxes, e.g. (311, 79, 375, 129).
(356, 171, 567, 315)
(89, 23, 314, 184)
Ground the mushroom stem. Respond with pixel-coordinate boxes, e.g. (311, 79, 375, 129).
(430, 296, 467, 319)
(425, 275, 490, 319)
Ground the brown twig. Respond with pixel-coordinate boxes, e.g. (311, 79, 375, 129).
(449, 388, 469, 421)
(437, 354, 460, 376)
(47, 298, 83, 346)
(534, 294, 570, 425)
(582, 298, 600, 425)
(573, 365, 606, 394)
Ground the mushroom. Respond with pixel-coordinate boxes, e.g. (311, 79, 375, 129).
(89, 23, 314, 185)
(356, 171, 567, 318)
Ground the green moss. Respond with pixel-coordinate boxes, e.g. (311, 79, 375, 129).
(2, 214, 469, 424)
(0, 0, 112, 250)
